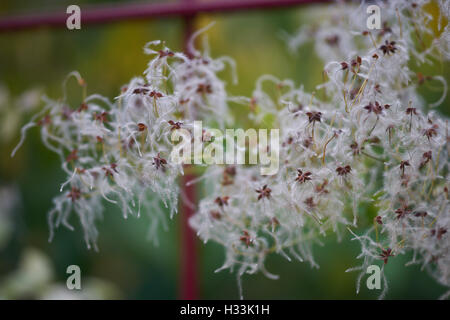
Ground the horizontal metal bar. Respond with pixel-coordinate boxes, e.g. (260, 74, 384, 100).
(0, 0, 330, 33)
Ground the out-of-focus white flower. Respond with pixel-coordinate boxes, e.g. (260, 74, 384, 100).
(0, 249, 53, 299)
(0, 84, 41, 142)
(0, 248, 121, 299)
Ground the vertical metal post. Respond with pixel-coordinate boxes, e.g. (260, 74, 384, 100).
(180, 0, 199, 300)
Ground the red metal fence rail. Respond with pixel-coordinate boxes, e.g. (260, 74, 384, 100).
(0, 0, 330, 32)
(0, 0, 330, 300)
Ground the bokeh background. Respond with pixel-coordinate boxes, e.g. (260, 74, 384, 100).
(0, 0, 448, 299)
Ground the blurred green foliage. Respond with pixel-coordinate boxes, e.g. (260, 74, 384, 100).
(0, 0, 448, 299)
